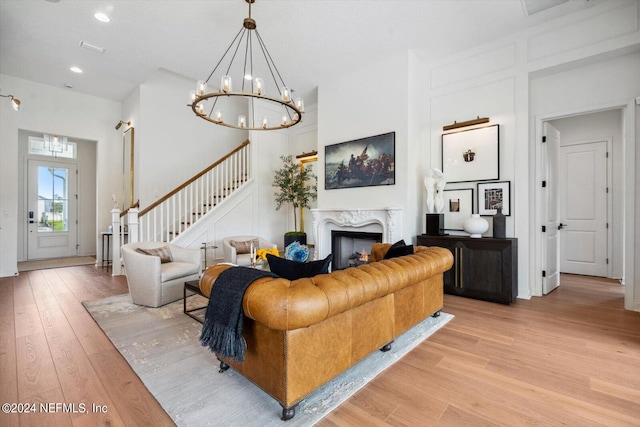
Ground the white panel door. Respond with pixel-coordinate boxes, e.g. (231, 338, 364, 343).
(27, 159, 78, 259)
(559, 141, 608, 276)
(542, 122, 560, 294)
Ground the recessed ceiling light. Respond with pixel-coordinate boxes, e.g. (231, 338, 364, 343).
(70, 66, 83, 74)
(94, 12, 111, 23)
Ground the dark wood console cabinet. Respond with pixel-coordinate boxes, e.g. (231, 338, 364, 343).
(417, 235, 518, 304)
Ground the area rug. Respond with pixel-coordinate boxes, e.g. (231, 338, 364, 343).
(18, 256, 97, 272)
(83, 293, 453, 427)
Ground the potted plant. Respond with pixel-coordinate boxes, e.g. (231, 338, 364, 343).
(273, 155, 317, 248)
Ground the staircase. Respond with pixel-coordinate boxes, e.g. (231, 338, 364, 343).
(110, 139, 251, 274)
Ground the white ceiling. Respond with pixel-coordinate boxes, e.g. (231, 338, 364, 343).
(0, 0, 601, 105)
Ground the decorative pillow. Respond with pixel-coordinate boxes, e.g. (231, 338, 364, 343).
(383, 239, 414, 259)
(266, 254, 333, 281)
(136, 246, 173, 263)
(230, 238, 259, 254)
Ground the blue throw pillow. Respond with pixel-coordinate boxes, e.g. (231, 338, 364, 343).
(383, 239, 414, 259)
(266, 253, 333, 281)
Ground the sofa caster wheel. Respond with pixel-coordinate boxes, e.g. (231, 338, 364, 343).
(219, 361, 229, 373)
(380, 342, 393, 352)
(281, 405, 296, 421)
(432, 310, 441, 318)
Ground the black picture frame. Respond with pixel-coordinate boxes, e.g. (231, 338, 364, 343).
(441, 124, 499, 183)
(325, 132, 395, 190)
(442, 188, 474, 230)
(477, 181, 511, 216)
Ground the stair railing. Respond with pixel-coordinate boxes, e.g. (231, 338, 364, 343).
(110, 140, 250, 275)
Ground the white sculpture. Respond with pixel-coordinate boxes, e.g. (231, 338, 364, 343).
(434, 168, 446, 213)
(424, 168, 446, 214)
(423, 171, 436, 214)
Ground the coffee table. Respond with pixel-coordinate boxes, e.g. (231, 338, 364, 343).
(184, 279, 207, 323)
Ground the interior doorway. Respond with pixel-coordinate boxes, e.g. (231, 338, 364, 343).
(540, 108, 624, 293)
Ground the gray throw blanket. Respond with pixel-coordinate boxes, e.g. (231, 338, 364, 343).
(200, 266, 277, 362)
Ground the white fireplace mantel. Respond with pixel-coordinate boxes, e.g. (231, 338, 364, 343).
(311, 208, 403, 260)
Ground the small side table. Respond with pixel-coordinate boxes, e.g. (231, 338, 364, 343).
(100, 232, 113, 269)
(200, 243, 218, 271)
(100, 231, 128, 271)
(184, 280, 208, 323)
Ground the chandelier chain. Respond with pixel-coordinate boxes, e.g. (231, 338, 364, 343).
(205, 26, 244, 84)
(224, 29, 247, 78)
(255, 30, 285, 96)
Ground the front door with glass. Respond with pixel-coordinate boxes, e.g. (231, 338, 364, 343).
(27, 159, 78, 259)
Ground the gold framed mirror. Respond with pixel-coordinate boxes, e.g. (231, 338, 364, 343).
(122, 126, 135, 210)
(296, 150, 318, 233)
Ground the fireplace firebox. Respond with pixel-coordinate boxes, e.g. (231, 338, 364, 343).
(331, 230, 382, 270)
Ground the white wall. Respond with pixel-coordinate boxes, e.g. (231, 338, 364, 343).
(135, 69, 246, 207)
(318, 50, 412, 242)
(549, 109, 624, 279)
(0, 74, 121, 277)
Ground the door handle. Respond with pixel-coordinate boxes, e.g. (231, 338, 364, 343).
(28, 211, 35, 223)
(557, 223, 566, 230)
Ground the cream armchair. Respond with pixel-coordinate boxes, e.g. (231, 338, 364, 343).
(222, 235, 277, 266)
(122, 241, 201, 308)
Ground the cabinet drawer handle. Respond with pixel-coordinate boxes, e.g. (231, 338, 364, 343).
(459, 248, 463, 288)
(455, 247, 460, 287)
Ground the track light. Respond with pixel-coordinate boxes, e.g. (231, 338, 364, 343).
(0, 93, 21, 111)
(115, 120, 131, 130)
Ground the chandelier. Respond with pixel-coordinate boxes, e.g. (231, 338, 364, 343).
(189, 0, 303, 131)
(44, 134, 68, 155)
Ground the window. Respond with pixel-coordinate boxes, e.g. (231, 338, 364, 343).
(29, 136, 76, 159)
(37, 166, 69, 232)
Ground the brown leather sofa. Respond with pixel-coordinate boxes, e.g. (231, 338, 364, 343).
(199, 243, 453, 420)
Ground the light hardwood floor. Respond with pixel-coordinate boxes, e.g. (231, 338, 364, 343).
(1, 267, 639, 426)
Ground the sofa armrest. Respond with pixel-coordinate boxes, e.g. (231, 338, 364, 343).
(222, 242, 237, 264)
(122, 247, 163, 306)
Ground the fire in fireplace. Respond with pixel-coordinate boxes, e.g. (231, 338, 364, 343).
(331, 230, 382, 270)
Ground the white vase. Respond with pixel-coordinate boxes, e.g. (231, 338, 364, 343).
(463, 214, 488, 238)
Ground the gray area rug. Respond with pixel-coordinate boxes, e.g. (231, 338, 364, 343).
(83, 293, 453, 427)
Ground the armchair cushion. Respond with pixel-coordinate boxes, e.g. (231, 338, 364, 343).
(136, 246, 173, 263)
(161, 261, 201, 282)
(229, 238, 259, 254)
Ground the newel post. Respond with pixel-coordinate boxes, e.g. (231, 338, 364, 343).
(111, 208, 122, 276)
(127, 208, 139, 244)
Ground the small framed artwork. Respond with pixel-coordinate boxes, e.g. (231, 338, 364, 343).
(477, 181, 511, 216)
(441, 124, 499, 183)
(442, 188, 474, 230)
